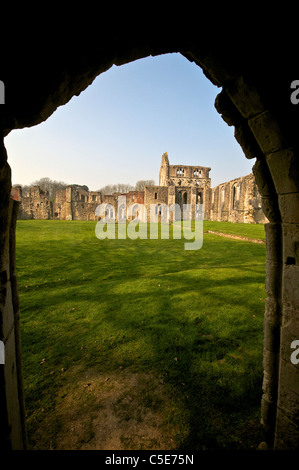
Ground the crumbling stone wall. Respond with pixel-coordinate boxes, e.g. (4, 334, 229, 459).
(13, 185, 52, 220)
(159, 152, 211, 189)
(210, 173, 268, 223)
(144, 185, 168, 221)
(2, 28, 299, 450)
(13, 162, 266, 224)
(157, 153, 266, 223)
(14, 185, 103, 221)
(68, 186, 102, 221)
(14, 185, 148, 222)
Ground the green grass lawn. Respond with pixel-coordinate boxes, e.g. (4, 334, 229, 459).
(203, 220, 266, 240)
(16, 219, 267, 450)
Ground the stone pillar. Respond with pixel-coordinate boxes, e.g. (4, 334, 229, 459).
(213, 79, 298, 448)
(167, 187, 176, 222)
(65, 186, 73, 220)
(190, 187, 197, 220)
(253, 155, 285, 449)
(0, 139, 26, 449)
(275, 222, 299, 449)
(261, 222, 282, 446)
(261, 146, 299, 449)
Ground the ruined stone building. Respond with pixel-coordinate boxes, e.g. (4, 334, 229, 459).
(154, 152, 267, 223)
(2, 25, 299, 451)
(11, 152, 267, 224)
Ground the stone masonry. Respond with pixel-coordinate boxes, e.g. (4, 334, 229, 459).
(2, 27, 299, 450)
(11, 152, 267, 225)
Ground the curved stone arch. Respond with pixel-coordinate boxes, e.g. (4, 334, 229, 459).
(1, 41, 298, 450)
(127, 202, 143, 221)
(118, 203, 127, 221)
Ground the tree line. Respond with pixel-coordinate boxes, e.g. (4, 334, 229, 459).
(99, 179, 155, 194)
(20, 177, 155, 200)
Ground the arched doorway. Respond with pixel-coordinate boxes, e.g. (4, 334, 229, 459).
(1, 29, 298, 450)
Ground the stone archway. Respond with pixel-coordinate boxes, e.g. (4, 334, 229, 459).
(1, 29, 298, 450)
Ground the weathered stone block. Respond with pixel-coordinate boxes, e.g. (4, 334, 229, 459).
(281, 305, 299, 330)
(234, 123, 264, 160)
(266, 148, 299, 195)
(1, 279, 14, 339)
(214, 89, 240, 127)
(278, 360, 299, 409)
(249, 111, 286, 155)
(265, 260, 282, 297)
(262, 354, 279, 401)
(196, 54, 237, 87)
(282, 223, 299, 266)
(263, 317, 281, 353)
(3, 326, 23, 449)
(261, 394, 276, 431)
(273, 437, 293, 450)
(264, 297, 281, 325)
(278, 193, 299, 224)
(226, 76, 266, 119)
(260, 196, 279, 223)
(265, 223, 282, 262)
(275, 406, 299, 450)
(282, 264, 299, 309)
(280, 324, 299, 364)
(252, 158, 275, 197)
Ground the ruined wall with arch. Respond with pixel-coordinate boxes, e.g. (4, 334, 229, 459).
(210, 173, 267, 223)
(1, 24, 299, 450)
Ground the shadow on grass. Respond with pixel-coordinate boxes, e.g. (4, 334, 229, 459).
(17, 221, 266, 450)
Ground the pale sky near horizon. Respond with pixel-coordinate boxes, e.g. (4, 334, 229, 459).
(4, 53, 254, 191)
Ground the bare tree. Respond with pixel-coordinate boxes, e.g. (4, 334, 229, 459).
(135, 179, 155, 191)
(98, 183, 135, 194)
(98, 180, 155, 194)
(28, 177, 69, 200)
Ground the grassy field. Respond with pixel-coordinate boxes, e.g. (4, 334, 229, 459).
(16, 219, 267, 450)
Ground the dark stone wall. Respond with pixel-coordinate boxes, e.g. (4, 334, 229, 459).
(1, 22, 299, 449)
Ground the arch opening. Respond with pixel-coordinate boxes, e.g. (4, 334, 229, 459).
(1, 44, 298, 451)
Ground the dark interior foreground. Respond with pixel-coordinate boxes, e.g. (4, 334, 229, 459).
(1, 20, 299, 450)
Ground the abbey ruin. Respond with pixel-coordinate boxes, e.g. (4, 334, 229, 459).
(11, 152, 267, 224)
(2, 22, 299, 451)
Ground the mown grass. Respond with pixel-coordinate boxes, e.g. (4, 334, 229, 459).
(204, 220, 266, 240)
(16, 219, 266, 450)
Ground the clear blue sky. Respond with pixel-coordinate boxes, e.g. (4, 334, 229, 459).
(4, 53, 254, 190)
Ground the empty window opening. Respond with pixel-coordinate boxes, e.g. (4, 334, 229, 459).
(193, 169, 201, 177)
(179, 191, 187, 205)
(221, 187, 225, 203)
(232, 184, 240, 210)
(197, 191, 203, 204)
(155, 204, 162, 215)
(118, 204, 126, 219)
(220, 187, 225, 210)
(105, 207, 115, 219)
